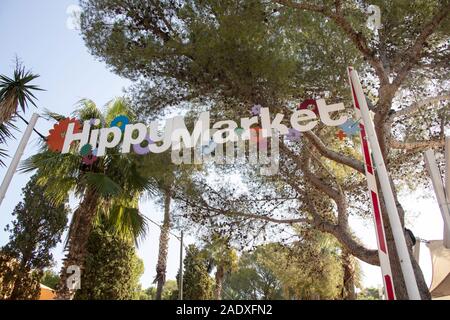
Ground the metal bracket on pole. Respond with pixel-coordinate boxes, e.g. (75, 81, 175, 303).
(424, 138, 450, 249)
(0, 113, 40, 208)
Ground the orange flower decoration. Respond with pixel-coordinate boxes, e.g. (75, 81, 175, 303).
(250, 127, 263, 143)
(47, 118, 81, 152)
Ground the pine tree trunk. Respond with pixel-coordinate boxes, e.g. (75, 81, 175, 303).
(342, 250, 356, 300)
(374, 112, 431, 300)
(378, 191, 431, 300)
(9, 270, 25, 300)
(154, 187, 171, 300)
(56, 190, 98, 300)
(214, 265, 224, 300)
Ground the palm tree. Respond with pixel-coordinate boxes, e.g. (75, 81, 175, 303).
(22, 98, 152, 299)
(0, 62, 42, 123)
(154, 183, 173, 300)
(203, 234, 238, 300)
(147, 113, 205, 300)
(141, 150, 195, 300)
(0, 62, 42, 165)
(138, 150, 175, 300)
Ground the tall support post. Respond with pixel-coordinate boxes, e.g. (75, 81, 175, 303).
(348, 67, 421, 300)
(179, 231, 184, 300)
(347, 69, 395, 300)
(0, 113, 39, 207)
(445, 137, 450, 246)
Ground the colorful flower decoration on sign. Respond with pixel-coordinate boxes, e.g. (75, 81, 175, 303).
(46, 118, 81, 152)
(339, 119, 360, 136)
(133, 135, 154, 155)
(336, 130, 347, 141)
(89, 118, 101, 126)
(202, 139, 217, 155)
(251, 104, 262, 116)
(109, 115, 129, 132)
(250, 127, 265, 143)
(297, 99, 319, 115)
(285, 128, 301, 142)
(80, 143, 98, 165)
(79, 143, 93, 156)
(234, 127, 244, 136)
(82, 153, 98, 165)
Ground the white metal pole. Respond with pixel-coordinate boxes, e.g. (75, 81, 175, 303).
(0, 113, 39, 207)
(348, 67, 421, 300)
(443, 136, 449, 189)
(445, 137, 450, 246)
(424, 148, 450, 248)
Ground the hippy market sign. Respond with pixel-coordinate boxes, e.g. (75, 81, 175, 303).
(46, 98, 350, 173)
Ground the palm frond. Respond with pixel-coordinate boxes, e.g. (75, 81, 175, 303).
(41, 108, 66, 122)
(0, 148, 8, 166)
(81, 172, 122, 197)
(106, 205, 149, 246)
(104, 97, 136, 124)
(0, 120, 17, 167)
(74, 99, 104, 122)
(20, 150, 81, 204)
(106, 154, 155, 193)
(38, 175, 76, 206)
(0, 119, 17, 148)
(20, 149, 81, 176)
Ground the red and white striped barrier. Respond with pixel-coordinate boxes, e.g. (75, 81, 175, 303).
(347, 67, 396, 300)
(348, 67, 421, 300)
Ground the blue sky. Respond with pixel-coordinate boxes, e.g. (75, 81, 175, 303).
(0, 0, 445, 294)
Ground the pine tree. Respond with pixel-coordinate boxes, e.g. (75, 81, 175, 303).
(74, 227, 144, 300)
(181, 245, 214, 300)
(0, 174, 68, 299)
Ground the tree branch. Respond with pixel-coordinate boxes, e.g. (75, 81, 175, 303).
(304, 131, 365, 174)
(305, 199, 379, 265)
(390, 138, 445, 151)
(273, 0, 388, 83)
(389, 94, 450, 120)
(214, 210, 308, 225)
(392, 3, 450, 88)
(280, 143, 342, 200)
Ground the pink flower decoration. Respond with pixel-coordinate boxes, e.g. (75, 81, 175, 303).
(251, 104, 262, 116)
